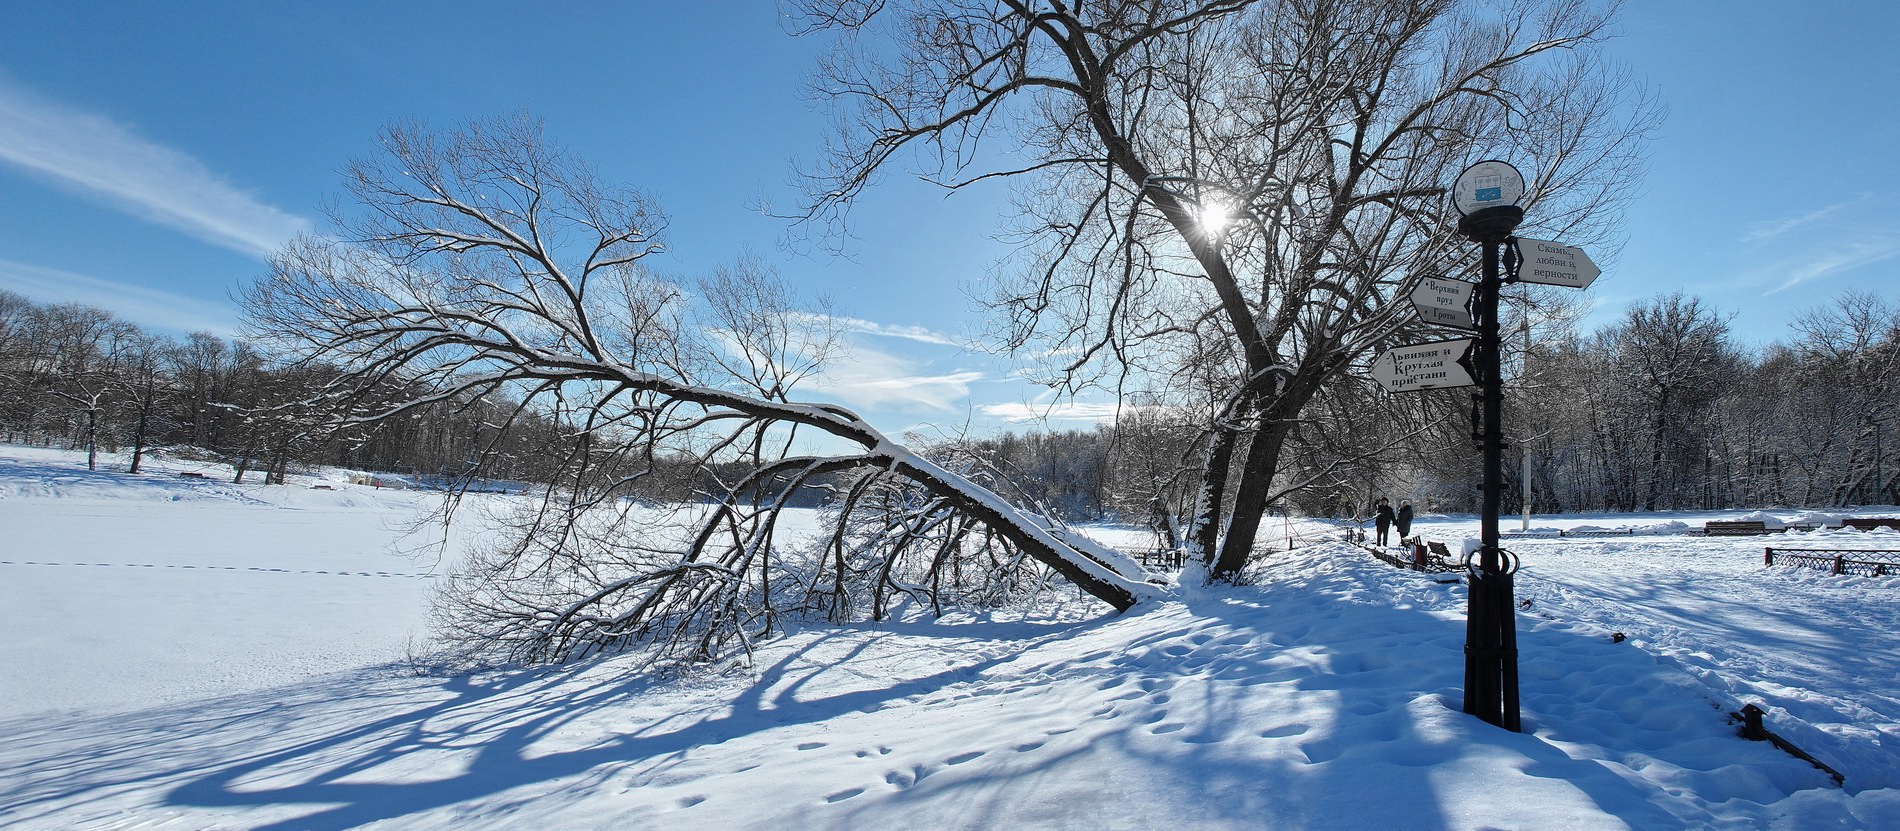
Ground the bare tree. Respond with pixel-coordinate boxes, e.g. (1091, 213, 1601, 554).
(1102, 401, 1201, 545)
(0, 290, 38, 441)
(793, 0, 1656, 578)
(1592, 294, 1736, 510)
(30, 304, 138, 470)
(114, 332, 172, 473)
(243, 116, 1156, 666)
(1786, 291, 1900, 506)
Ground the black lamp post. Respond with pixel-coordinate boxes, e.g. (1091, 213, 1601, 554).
(1451, 161, 1525, 732)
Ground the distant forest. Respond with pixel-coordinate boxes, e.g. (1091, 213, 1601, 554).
(3, 286, 1896, 523)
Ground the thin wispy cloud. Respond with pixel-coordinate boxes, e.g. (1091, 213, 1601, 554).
(793, 313, 962, 347)
(1765, 233, 1900, 294)
(979, 401, 1123, 424)
(1740, 199, 1862, 243)
(0, 259, 240, 337)
(0, 76, 311, 259)
(811, 341, 982, 411)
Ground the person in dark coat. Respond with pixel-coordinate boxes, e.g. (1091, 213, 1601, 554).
(1374, 497, 1394, 546)
(1396, 501, 1415, 541)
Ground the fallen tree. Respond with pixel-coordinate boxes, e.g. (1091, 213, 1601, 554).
(243, 116, 1158, 666)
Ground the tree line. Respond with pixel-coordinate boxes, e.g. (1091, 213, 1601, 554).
(964, 288, 1900, 526)
(7, 279, 1892, 520)
(0, 288, 575, 484)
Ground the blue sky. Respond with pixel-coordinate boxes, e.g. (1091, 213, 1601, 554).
(2, 2, 1897, 436)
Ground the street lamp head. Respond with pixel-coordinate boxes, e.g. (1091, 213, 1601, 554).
(1457, 205, 1524, 242)
(1451, 159, 1526, 217)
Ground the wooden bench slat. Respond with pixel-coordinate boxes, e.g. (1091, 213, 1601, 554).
(1706, 521, 1771, 536)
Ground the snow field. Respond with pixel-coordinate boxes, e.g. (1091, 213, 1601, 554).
(1499, 533, 1900, 793)
(0, 448, 455, 716)
(2, 445, 1899, 829)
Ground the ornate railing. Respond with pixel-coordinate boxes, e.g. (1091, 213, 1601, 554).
(1763, 547, 1900, 577)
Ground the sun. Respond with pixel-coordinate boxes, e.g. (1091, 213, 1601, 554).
(1197, 199, 1233, 236)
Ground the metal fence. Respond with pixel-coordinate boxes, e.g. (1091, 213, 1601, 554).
(1763, 547, 1900, 577)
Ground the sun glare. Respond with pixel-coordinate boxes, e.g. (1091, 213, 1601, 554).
(1198, 200, 1232, 236)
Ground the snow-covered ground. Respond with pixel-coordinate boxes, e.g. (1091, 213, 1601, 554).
(2, 444, 1898, 829)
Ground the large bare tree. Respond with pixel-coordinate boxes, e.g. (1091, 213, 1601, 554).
(793, 0, 1655, 578)
(243, 116, 1156, 666)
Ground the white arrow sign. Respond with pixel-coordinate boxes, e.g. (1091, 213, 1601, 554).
(1516, 238, 1599, 289)
(1372, 338, 1477, 393)
(1410, 276, 1477, 329)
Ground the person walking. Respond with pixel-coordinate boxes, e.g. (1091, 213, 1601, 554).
(1374, 497, 1394, 546)
(1396, 501, 1415, 541)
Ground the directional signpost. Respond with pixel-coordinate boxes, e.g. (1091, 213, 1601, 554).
(1369, 161, 1606, 734)
(1371, 337, 1475, 393)
(1410, 276, 1478, 329)
(1450, 159, 1528, 734)
(1514, 238, 1600, 289)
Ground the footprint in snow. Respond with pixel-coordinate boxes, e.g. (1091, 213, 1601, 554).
(945, 750, 985, 765)
(1257, 723, 1310, 739)
(826, 787, 865, 803)
(1151, 723, 1186, 735)
(676, 796, 706, 808)
(796, 741, 826, 751)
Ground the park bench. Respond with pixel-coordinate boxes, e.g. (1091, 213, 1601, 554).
(1425, 540, 1458, 569)
(1132, 549, 1186, 570)
(1704, 520, 1771, 536)
(1358, 538, 1460, 578)
(1842, 518, 1900, 532)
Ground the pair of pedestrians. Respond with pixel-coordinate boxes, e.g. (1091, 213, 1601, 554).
(1373, 497, 1413, 545)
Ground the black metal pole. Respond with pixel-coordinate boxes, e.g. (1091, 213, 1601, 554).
(1458, 205, 1522, 731)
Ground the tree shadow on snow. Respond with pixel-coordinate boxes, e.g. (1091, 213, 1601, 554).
(0, 567, 1838, 830)
(807, 569, 1837, 830)
(0, 621, 1082, 830)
